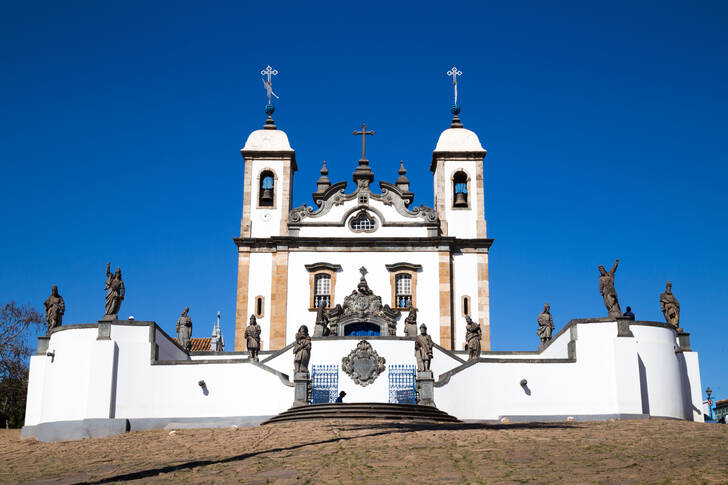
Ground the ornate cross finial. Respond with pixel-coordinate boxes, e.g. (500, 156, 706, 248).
(359, 266, 368, 277)
(447, 66, 462, 105)
(352, 123, 375, 161)
(261, 65, 279, 104)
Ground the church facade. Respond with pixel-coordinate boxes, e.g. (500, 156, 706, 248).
(233, 113, 491, 353)
(21, 78, 705, 442)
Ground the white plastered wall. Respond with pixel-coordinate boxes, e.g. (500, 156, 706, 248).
(247, 252, 273, 349)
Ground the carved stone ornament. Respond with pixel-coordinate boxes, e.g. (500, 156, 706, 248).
(341, 340, 386, 387)
(327, 268, 401, 336)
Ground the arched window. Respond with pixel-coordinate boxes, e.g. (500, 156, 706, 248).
(254, 296, 264, 318)
(462, 295, 471, 317)
(314, 273, 331, 309)
(350, 211, 376, 232)
(259, 170, 275, 207)
(453, 171, 469, 208)
(395, 273, 412, 309)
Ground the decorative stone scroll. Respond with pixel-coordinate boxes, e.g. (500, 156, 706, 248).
(341, 340, 386, 387)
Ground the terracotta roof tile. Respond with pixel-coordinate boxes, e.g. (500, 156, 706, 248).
(173, 337, 211, 352)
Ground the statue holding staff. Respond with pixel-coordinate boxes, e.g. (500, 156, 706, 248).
(598, 259, 622, 317)
(44, 285, 65, 333)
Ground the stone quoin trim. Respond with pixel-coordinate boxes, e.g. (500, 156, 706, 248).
(269, 250, 289, 349)
(234, 250, 251, 351)
(476, 252, 491, 350)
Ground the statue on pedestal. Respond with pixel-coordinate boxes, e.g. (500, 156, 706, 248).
(536, 303, 555, 346)
(313, 304, 330, 337)
(176, 307, 192, 351)
(414, 323, 434, 371)
(293, 325, 311, 374)
(660, 281, 681, 331)
(103, 262, 125, 319)
(44, 285, 65, 334)
(465, 315, 481, 360)
(245, 314, 261, 360)
(598, 259, 622, 317)
(404, 306, 418, 337)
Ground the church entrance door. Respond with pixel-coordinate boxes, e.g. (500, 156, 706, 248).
(344, 322, 380, 336)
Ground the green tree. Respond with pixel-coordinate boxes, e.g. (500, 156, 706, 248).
(0, 302, 45, 428)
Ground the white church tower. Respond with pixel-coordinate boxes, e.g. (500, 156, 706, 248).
(431, 105, 491, 349)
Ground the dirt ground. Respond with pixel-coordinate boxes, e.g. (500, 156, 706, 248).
(1, 419, 726, 484)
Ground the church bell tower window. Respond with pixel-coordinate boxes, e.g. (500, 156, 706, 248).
(453, 171, 469, 208)
(258, 170, 275, 207)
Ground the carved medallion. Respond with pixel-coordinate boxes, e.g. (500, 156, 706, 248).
(341, 340, 386, 387)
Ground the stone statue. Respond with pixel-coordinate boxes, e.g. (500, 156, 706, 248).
(176, 307, 192, 351)
(293, 325, 311, 373)
(245, 314, 262, 360)
(43, 285, 65, 334)
(465, 315, 481, 360)
(598, 259, 622, 317)
(660, 281, 681, 330)
(103, 262, 125, 319)
(313, 304, 330, 337)
(404, 306, 418, 337)
(414, 323, 434, 371)
(536, 303, 555, 345)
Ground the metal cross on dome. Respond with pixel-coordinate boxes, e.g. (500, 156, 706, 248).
(359, 266, 368, 277)
(261, 65, 279, 104)
(353, 123, 375, 161)
(447, 66, 462, 105)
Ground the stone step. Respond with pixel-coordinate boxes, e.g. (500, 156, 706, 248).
(262, 402, 460, 425)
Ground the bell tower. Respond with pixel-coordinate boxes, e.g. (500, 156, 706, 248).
(431, 66, 491, 351)
(235, 68, 297, 351)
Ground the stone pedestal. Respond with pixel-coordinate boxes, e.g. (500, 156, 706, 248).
(677, 331, 691, 352)
(292, 371, 310, 408)
(416, 370, 435, 407)
(99, 314, 118, 322)
(36, 336, 50, 355)
(616, 318, 634, 337)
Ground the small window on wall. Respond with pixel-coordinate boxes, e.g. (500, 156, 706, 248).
(254, 296, 264, 318)
(462, 296, 471, 317)
(259, 170, 275, 207)
(350, 210, 376, 232)
(395, 273, 412, 309)
(453, 171, 469, 208)
(314, 273, 331, 309)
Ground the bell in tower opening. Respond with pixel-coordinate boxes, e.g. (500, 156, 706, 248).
(259, 171, 275, 207)
(453, 171, 469, 207)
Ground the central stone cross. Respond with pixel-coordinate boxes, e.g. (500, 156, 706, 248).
(353, 123, 375, 161)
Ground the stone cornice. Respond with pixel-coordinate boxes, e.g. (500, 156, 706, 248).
(304, 262, 343, 272)
(240, 149, 298, 171)
(233, 236, 494, 252)
(384, 262, 423, 272)
(430, 150, 487, 172)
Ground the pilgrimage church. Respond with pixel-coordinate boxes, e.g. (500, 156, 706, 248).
(21, 68, 705, 441)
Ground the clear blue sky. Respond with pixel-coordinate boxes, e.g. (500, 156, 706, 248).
(1, 2, 726, 403)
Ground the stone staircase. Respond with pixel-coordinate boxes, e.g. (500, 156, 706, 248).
(262, 402, 460, 425)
